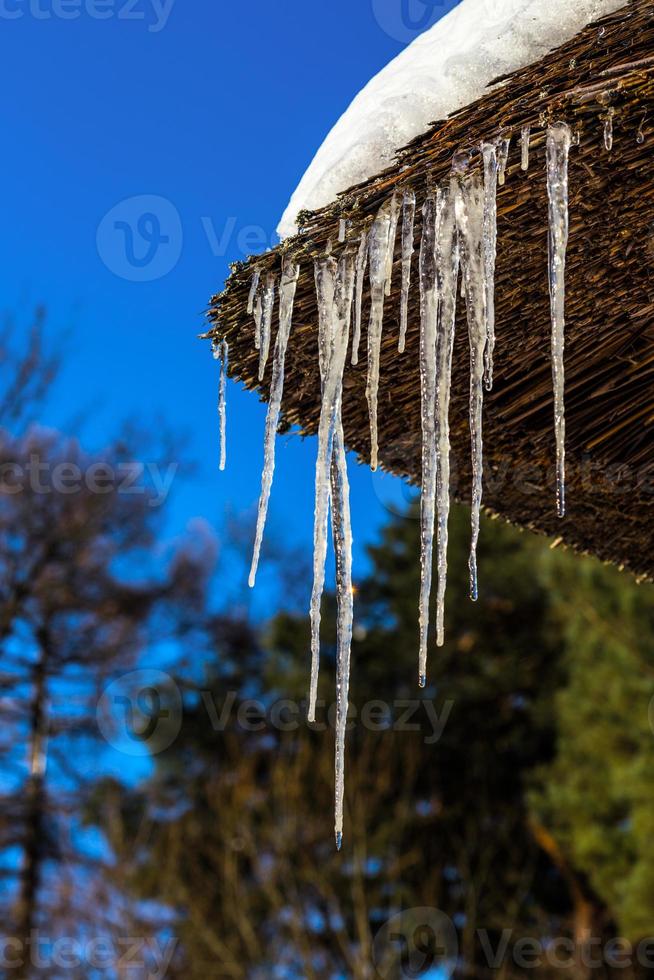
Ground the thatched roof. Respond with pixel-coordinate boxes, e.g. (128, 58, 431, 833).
(205, 0, 654, 581)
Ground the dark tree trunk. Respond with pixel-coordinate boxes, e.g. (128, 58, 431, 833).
(14, 631, 49, 974)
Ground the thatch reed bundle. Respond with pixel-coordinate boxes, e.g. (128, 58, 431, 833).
(205, 0, 654, 581)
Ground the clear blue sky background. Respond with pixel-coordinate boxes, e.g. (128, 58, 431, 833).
(1, 0, 460, 611)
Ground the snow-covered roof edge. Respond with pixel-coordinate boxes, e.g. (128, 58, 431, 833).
(278, 0, 624, 238)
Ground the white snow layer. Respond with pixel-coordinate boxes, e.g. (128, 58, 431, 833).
(278, 0, 622, 239)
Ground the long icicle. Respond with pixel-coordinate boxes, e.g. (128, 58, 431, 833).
(308, 249, 356, 722)
(352, 230, 368, 366)
(546, 122, 572, 519)
(258, 273, 276, 381)
(435, 186, 460, 647)
(249, 258, 300, 588)
(454, 172, 487, 602)
(214, 338, 228, 472)
(331, 414, 353, 850)
(366, 202, 393, 471)
(418, 193, 438, 688)
(481, 143, 498, 391)
(399, 189, 417, 354)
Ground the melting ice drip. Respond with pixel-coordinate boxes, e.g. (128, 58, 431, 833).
(521, 126, 531, 171)
(226, 117, 582, 843)
(603, 108, 615, 151)
(546, 122, 572, 519)
(214, 338, 228, 472)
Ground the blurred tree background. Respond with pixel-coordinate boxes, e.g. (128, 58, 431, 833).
(1, 318, 654, 979)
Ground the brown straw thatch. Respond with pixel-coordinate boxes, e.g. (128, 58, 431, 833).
(205, 0, 654, 581)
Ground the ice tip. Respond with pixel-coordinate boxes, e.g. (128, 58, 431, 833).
(335, 831, 343, 851)
(247, 571, 256, 589)
(419, 674, 427, 689)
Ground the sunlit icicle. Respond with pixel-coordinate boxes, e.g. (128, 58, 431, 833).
(497, 136, 511, 186)
(258, 273, 276, 381)
(248, 258, 300, 588)
(352, 231, 368, 366)
(481, 142, 498, 391)
(521, 126, 531, 171)
(384, 192, 401, 297)
(454, 173, 487, 602)
(434, 186, 460, 647)
(546, 122, 572, 519)
(399, 189, 417, 354)
(308, 249, 356, 723)
(253, 292, 263, 351)
(331, 415, 353, 850)
(604, 108, 615, 151)
(247, 269, 260, 315)
(418, 194, 438, 688)
(339, 218, 347, 243)
(214, 338, 228, 472)
(366, 202, 393, 471)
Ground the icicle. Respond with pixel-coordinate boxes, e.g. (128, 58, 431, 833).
(398, 189, 416, 354)
(258, 274, 276, 381)
(417, 193, 438, 688)
(521, 126, 531, 171)
(338, 218, 347, 243)
(497, 136, 511, 186)
(366, 203, 393, 471)
(331, 415, 353, 849)
(352, 231, 368, 366)
(248, 259, 300, 588)
(546, 122, 572, 519)
(481, 142, 498, 391)
(603, 108, 615, 151)
(454, 173, 487, 602)
(253, 292, 263, 351)
(247, 269, 260, 315)
(384, 192, 401, 297)
(434, 187, 460, 647)
(214, 338, 228, 472)
(308, 249, 356, 723)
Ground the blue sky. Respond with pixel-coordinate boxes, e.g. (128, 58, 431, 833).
(0, 0, 459, 603)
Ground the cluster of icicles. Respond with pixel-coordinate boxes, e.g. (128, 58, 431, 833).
(213, 122, 573, 848)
